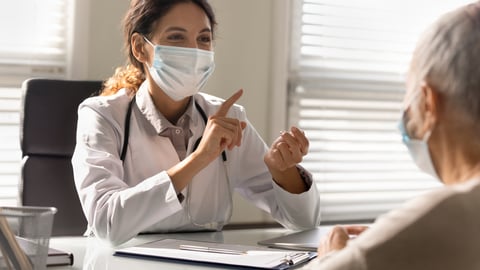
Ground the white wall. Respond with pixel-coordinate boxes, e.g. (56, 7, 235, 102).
(204, 0, 272, 140)
(206, 0, 276, 224)
(82, 0, 281, 225)
(85, 1, 129, 79)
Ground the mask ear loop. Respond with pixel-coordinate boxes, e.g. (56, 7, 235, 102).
(141, 35, 158, 72)
(143, 36, 155, 47)
(399, 88, 421, 141)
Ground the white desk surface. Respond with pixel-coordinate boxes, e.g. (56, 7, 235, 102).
(48, 228, 297, 270)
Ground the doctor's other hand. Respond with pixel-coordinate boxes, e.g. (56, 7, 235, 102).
(195, 89, 247, 163)
(264, 126, 309, 172)
(317, 225, 369, 258)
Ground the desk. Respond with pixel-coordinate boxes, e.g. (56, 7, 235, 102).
(49, 228, 294, 269)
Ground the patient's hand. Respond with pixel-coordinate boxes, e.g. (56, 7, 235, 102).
(317, 225, 369, 257)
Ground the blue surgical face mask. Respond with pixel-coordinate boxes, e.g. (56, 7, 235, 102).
(144, 37, 215, 101)
(398, 96, 440, 180)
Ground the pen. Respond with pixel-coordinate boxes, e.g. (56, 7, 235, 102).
(179, 244, 247, 255)
(284, 252, 311, 265)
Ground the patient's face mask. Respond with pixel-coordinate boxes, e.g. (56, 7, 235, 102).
(144, 37, 215, 101)
(398, 91, 440, 180)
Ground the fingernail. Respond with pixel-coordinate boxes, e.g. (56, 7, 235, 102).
(292, 126, 302, 133)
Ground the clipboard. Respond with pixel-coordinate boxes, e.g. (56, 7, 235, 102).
(114, 238, 317, 269)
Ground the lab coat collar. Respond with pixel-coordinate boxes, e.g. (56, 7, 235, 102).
(136, 81, 196, 134)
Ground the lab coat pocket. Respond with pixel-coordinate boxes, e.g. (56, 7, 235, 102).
(186, 160, 233, 226)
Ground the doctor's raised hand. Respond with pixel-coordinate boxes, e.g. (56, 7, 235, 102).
(264, 126, 310, 194)
(166, 89, 246, 193)
(194, 89, 247, 163)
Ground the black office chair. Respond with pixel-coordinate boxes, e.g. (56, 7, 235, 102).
(19, 78, 103, 236)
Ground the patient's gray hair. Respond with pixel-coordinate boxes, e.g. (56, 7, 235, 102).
(413, 2, 480, 123)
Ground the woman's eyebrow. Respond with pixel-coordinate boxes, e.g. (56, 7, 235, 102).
(199, 27, 212, 34)
(164, 26, 211, 34)
(165, 26, 187, 32)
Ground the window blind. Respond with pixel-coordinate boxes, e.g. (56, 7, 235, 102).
(0, 0, 69, 84)
(289, 0, 475, 222)
(0, 88, 22, 206)
(0, 0, 70, 206)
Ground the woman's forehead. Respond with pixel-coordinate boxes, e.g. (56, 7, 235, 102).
(153, 2, 211, 34)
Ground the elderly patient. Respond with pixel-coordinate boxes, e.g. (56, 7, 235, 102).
(302, 2, 480, 270)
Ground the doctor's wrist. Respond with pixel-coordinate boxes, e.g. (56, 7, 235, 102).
(167, 152, 210, 192)
(269, 166, 308, 194)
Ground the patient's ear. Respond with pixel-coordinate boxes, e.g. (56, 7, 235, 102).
(131, 33, 149, 63)
(420, 81, 440, 133)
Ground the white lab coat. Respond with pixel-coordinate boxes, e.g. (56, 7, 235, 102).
(72, 82, 321, 245)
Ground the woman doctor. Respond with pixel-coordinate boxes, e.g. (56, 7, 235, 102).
(72, 0, 320, 245)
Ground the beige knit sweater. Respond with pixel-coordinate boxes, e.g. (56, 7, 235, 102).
(302, 178, 480, 270)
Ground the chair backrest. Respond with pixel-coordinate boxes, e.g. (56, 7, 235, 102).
(20, 78, 103, 236)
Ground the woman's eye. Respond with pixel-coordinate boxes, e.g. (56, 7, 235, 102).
(198, 36, 212, 43)
(167, 34, 185, 41)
